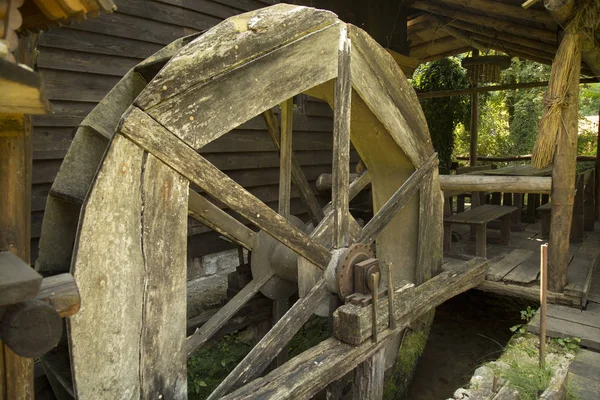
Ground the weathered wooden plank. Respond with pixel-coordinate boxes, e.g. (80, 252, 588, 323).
(334, 258, 488, 345)
(332, 30, 352, 249)
(529, 312, 600, 351)
(207, 280, 330, 399)
(353, 347, 385, 400)
(116, 0, 221, 31)
(35, 273, 80, 318)
(156, 0, 241, 18)
(0, 251, 42, 307)
(71, 12, 189, 45)
(120, 107, 331, 269)
(348, 24, 433, 167)
(37, 47, 142, 77)
(279, 99, 293, 219)
(40, 68, 121, 102)
(358, 153, 438, 245)
(476, 281, 580, 307)
(486, 249, 534, 282)
(33, 101, 96, 127)
(137, 4, 338, 110)
(224, 259, 489, 399)
(439, 175, 552, 194)
(186, 273, 273, 357)
(188, 189, 256, 250)
(201, 128, 333, 153)
(69, 135, 145, 398)
(416, 169, 443, 284)
(38, 29, 164, 59)
(139, 154, 189, 399)
(565, 252, 596, 298)
(143, 21, 340, 150)
(263, 110, 325, 223)
(503, 254, 540, 284)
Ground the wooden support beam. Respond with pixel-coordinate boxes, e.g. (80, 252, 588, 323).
(186, 272, 274, 357)
(358, 153, 438, 245)
(222, 259, 488, 400)
(278, 98, 293, 220)
(447, 19, 558, 54)
(545, 0, 600, 77)
(334, 257, 488, 345)
(595, 106, 600, 221)
(548, 31, 582, 292)
(208, 280, 330, 399)
(439, 0, 556, 26)
(0, 112, 34, 400)
(263, 110, 325, 224)
(332, 30, 352, 249)
(411, 0, 558, 44)
(187, 190, 256, 251)
(353, 347, 385, 400)
(455, 154, 598, 162)
(439, 175, 552, 194)
(35, 273, 80, 318)
(428, 16, 488, 53)
(121, 107, 332, 270)
(470, 49, 479, 167)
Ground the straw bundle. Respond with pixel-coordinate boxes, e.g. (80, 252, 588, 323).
(531, 31, 581, 169)
(532, 0, 600, 169)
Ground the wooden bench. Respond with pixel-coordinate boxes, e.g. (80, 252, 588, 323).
(444, 204, 518, 258)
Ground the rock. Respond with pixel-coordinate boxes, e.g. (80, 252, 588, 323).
(453, 388, 472, 399)
(470, 366, 495, 397)
(491, 385, 519, 400)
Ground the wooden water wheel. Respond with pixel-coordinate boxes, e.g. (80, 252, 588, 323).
(35, 4, 488, 399)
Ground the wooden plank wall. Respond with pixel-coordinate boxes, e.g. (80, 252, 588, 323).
(30, 0, 351, 265)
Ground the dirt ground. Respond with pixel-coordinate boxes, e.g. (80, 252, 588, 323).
(406, 289, 534, 400)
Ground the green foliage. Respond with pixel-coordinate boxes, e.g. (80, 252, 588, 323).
(580, 83, 600, 116)
(187, 332, 253, 399)
(509, 306, 536, 334)
(502, 360, 553, 400)
(413, 58, 469, 173)
(551, 336, 581, 351)
(287, 316, 329, 358)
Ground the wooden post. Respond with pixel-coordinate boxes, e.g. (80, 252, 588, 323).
(0, 113, 34, 400)
(469, 49, 479, 167)
(548, 32, 581, 292)
(539, 243, 548, 369)
(278, 98, 293, 220)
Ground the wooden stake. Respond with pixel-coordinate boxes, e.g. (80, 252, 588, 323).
(278, 98, 293, 220)
(539, 243, 548, 369)
(386, 263, 396, 330)
(371, 272, 380, 343)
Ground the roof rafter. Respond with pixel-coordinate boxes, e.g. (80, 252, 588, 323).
(411, 0, 558, 44)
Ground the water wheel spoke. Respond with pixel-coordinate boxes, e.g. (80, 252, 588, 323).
(278, 98, 293, 220)
(332, 30, 352, 249)
(207, 279, 329, 400)
(188, 189, 256, 251)
(186, 271, 274, 356)
(120, 106, 331, 269)
(263, 110, 325, 224)
(357, 153, 438, 245)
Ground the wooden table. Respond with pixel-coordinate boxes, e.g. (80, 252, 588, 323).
(469, 165, 552, 227)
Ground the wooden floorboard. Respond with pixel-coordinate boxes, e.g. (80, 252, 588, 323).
(565, 252, 597, 298)
(503, 255, 539, 284)
(529, 305, 600, 351)
(486, 249, 534, 282)
(568, 349, 600, 400)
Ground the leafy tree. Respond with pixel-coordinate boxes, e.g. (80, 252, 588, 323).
(413, 58, 469, 173)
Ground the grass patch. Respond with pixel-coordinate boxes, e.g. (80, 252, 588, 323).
(501, 361, 553, 400)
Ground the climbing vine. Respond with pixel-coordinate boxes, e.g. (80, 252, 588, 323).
(413, 57, 469, 174)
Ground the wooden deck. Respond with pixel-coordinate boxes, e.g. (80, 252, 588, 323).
(444, 221, 600, 308)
